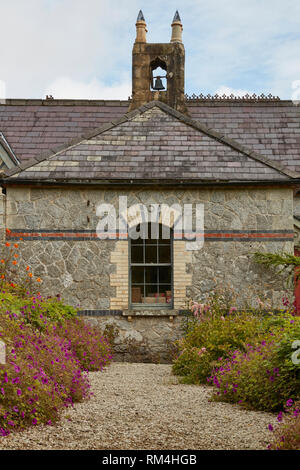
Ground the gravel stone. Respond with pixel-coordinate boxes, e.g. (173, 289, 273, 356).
(0, 363, 277, 450)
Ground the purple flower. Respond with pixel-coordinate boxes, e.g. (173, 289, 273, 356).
(277, 411, 283, 422)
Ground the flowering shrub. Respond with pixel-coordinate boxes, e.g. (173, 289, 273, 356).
(172, 312, 264, 384)
(0, 313, 90, 435)
(0, 232, 42, 294)
(209, 315, 300, 411)
(55, 318, 112, 371)
(0, 290, 77, 330)
(0, 285, 112, 436)
(268, 400, 300, 450)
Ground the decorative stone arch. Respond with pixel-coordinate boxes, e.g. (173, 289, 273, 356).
(120, 202, 182, 232)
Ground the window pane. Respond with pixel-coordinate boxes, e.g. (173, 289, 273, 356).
(160, 224, 172, 241)
(145, 245, 157, 263)
(131, 245, 144, 263)
(131, 286, 143, 303)
(132, 266, 144, 284)
(145, 285, 158, 299)
(128, 224, 145, 243)
(159, 284, 172, 305)
(149, 222, 159, 241)
(145, 266, 158, 284)
(158, 245, 171, 263)
(159, 266, 171, 284)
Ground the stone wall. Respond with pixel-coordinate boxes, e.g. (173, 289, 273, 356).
(294, 195, 300, 217)
(3, 184, 295, 358)
(6, 187, 294, 309)
(84, 314, 183, 363)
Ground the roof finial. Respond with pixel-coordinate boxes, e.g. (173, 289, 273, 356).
(171, 11, 183, 43)
(135, 10, 147, 43)
(173, 10, 181, 22)
(137, 10, 145, 22)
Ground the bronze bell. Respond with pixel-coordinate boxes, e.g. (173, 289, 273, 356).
(153, 77, 165, 91)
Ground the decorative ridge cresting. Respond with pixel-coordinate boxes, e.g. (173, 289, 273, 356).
(185, 93, 281, 101)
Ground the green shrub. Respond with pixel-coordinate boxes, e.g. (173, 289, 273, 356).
(172, 312, 265, 384)
(55, 318, 112, 371)
(210, 315, 300, 411)
(0, 284, 112, 436)
(0, 290, 77, 329)
(269, 406, 300, 450)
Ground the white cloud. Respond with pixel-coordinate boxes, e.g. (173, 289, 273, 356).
(0, 80, 6, 104)
(214, 86, 253, 98)
(0, 0, 299, 100)
(44, 76, 131, 100)
(291, 80, 300, 105)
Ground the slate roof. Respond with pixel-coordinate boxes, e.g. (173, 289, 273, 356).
(188, 100, 300, 173)
(0, 98, 299, 176)
(3, 101, 297, 183)
(0, 100, 128, 162)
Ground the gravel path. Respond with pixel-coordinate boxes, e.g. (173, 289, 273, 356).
(0, 362, 276, 450)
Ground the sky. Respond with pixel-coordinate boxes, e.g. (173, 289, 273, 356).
(0, 0, 300, 100)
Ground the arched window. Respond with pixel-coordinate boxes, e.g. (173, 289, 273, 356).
(129, 222, 172, 307)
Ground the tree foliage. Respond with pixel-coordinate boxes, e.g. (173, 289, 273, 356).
(253, 252, 300, 286)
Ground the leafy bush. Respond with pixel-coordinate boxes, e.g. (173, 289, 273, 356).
(0, 313, 90, 435)
(0, 290, 77, 329)
(0, 234, 43, 294)
(55, 318, 112, 371)
(0, 286, 112, 436)
(268, 403, 300, 450)
(209, 316, 300, 411)
(172, 312, 265, 384)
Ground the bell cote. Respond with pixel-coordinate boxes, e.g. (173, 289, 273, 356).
(129, 11, 188, 114)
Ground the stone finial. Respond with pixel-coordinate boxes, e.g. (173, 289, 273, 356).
(171, 10, 183, 43)
(137, 10, 145, 21)
(135, 10, 147, 43)
(173, 10, 181, 22)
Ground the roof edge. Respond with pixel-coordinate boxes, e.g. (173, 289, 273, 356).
(2, 178, 299, 187)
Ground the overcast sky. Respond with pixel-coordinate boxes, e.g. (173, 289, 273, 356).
(1, 0, 300, 100)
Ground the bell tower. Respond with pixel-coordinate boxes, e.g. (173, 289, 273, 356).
(129, 11, 188, 114)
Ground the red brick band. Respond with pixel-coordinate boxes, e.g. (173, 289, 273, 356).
(6, 230, 295, 242)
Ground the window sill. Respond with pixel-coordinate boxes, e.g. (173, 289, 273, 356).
(122, 308, 177, 318)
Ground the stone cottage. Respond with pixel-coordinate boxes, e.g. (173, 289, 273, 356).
(0, 11, 299, 360)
